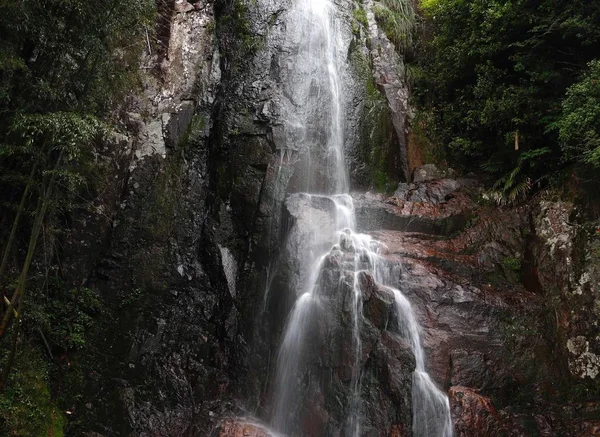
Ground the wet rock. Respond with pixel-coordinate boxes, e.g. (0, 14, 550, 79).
(577, 421, 600, 436)
(353, 189, 471, 236)
(531, 201, 600, 382)
(567, 336, 600, 380)
(449, 350, 492, 391)
(532, 201, 579, 296)
(365, 1, 410, 180)
(395, 179, 462, 204)
(449, 386, 508, 436)
(362, 278, 395, 330)
(47, 0, 600, 434)
(340, 232, 356, 252)
(357, 331, 414, 435)
(175, 1, 194, 13)
(213, 419, 279, 437)
(379, 333, 415, 401)
(412, 164, 447, 182)
(389, 424, 409, 437)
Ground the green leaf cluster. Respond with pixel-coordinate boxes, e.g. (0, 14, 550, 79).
(0, 0, 155, 115)
(556, 60, 600, 167)
(414, 0, 600, 202)
(373, 0, 417, 52)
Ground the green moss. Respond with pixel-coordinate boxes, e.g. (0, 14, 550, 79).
(349, 46, 397, 192)
(0, 348, 65, 436)
(502, 256, 521, 273)
(205, 18, 216, 34)
(353, 7, 368, 29)
(146, 159, 183, 241)
(372, 0, 416, 52)
(218, 0, 265, 72)
(372, 169, 396, 193)
(179, 113, 206, 148)
(410, 110, 447, 166)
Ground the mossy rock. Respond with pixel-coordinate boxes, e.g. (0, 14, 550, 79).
(0, 347, 65, 436)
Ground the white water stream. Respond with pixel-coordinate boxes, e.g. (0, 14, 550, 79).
(269, 0, 453, 436)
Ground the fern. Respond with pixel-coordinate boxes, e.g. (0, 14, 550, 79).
(487, 147, 550, 205)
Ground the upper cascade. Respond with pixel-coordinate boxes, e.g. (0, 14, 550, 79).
(281, 0, 348, 194)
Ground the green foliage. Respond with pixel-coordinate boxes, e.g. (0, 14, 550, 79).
(353, 8, 369, 29)
(556, 60, 600, 167)
(486, 148, 551, 205)
(373, 0, 417, 52)
(0, 278, 103, 435)
(25, 279, 103, 352)
(218, 0, 264, 70)
(0, 0, 154, 241)
(414, 0, 600, 197)
(0, 1, 154, 434)
(0, 349, 65, 436)
(350, 47, 397, 192)
(502, 256, 521, 273)
(0, 0, 155, 115)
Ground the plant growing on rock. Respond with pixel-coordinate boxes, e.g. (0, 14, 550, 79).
(373, 0, 417, 52)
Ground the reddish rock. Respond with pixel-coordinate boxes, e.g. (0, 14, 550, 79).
(362, 274, 395, 330)
(449, 386, 507, 436)
(215, 419, 278, 437)
(390, 423, 408, 437)
(577, 421, 600, 436)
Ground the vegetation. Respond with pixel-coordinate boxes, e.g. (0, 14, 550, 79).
(373, 0, 417, 52)
(556, 60, 600, 168)
(0, 0, 155, 434)
(412, 0, 600, 203)
(0, 349, 65, 437)
(217, 0, 264, 72)
(350, 43, 397, 193)
(353, 7, 369, 29)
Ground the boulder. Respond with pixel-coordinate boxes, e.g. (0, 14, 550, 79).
(449, 386, 508, 436)
(412, 164, 445, 182)
(395, 179, 461, 204)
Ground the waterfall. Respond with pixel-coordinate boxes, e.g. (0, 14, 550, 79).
(269, 0, 453, 436)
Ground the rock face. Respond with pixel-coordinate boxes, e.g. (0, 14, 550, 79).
(353, 178, 475, 235)
(47, 0, 600, 436)
(353, 179, 600, 436)
(364, 0, 411, 181)
(449, 386, 507, 436)
(531, 202, 600, 381)
(54, 0, 411, 435)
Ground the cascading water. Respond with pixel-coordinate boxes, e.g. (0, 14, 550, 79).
(268, 0, 453, 436)
(372, 251, 454, 437)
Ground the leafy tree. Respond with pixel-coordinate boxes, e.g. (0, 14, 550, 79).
(0, 0, 155, 428)
(413, 0, 600, 202)
(556, 60, 600, 167)
(0, 113, 104, 343)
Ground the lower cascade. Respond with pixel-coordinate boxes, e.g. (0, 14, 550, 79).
(269, 195, 454, 437)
